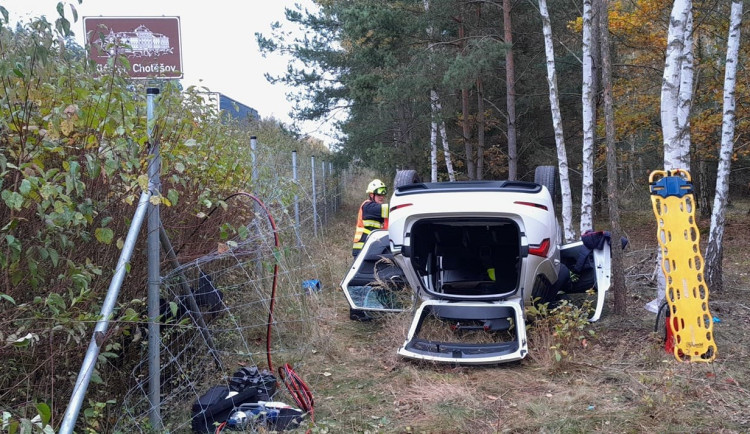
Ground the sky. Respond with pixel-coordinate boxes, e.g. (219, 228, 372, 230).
(2, 0, 339, 145)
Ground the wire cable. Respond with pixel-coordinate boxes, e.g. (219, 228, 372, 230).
(201, 191, 314, 431)
(221, 192, 279, 372)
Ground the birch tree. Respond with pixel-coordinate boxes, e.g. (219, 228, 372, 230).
(651, 0, 693, 312)
(429, 89, 456, 182)
(677, 8, 694, 154)
(661, 0, 693, 171)
(580, 0, 595, 233)
(430, 92, 439, 182)
(538, 0, 575, 242)
(704, 0, 743, 292)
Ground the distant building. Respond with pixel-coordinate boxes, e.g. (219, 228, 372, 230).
(97, 25, 173, 58)
(219, 94, 260, 122)
(201, 92, 259, 123)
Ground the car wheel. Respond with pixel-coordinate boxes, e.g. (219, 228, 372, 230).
(534, 165, 559, 205)
(393, 169, 420, 189)
(534, 165, 561, 242)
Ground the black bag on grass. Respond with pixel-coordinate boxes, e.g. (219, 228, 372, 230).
(191, 367, 278, 433)
(191, 386, 260, 433)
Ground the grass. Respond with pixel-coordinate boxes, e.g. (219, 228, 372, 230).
(287, 181, 750, 433)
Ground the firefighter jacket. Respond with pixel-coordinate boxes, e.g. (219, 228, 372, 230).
(352, 199, 389, 256)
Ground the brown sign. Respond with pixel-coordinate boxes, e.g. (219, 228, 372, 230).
(83, 16, 183, 79)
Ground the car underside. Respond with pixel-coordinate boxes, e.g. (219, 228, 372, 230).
(340, 168, 612, 364)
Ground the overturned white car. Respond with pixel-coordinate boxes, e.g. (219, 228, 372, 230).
(341, 167, 612, 365)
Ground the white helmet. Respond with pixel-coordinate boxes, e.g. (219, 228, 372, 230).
(366, 179, 387, 195)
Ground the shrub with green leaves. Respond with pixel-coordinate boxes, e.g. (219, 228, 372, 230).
(526, 294, 597, 365)
(0, 6, 332, 429)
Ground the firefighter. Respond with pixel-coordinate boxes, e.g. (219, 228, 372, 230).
(352, 179, 389, 257)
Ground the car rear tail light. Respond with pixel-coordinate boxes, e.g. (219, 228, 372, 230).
(390, 203, 413, 212)
(529, 238, 550, 257)
(514, 201, 548, 211)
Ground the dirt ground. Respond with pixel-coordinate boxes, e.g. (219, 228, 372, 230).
(300, 196, 750, 434)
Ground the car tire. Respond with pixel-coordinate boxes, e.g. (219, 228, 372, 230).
(394, 169, 420, 189)
(534, 165, 559, 204)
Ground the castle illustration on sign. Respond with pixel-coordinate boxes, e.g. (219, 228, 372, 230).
(96, 25, 173, 58)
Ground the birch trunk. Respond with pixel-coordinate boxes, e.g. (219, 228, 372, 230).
(705, 0, 743, 292)
(651, 0, 693, 313)
(580, 0, 595, 233)
(677, 9, 694, 154)
(435, 92, 456, 182)
(661, 0, 692, 171)
(503, 0, 518, 180)
(538, 0, 575, 242)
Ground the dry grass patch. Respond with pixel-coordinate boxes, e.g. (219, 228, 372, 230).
(299, 189, 750, 433)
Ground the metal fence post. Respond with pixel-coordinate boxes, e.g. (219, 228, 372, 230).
(146, 87, 163, 430)
(311, 155, 318, 237)
(292, 151, 301, 245)
(321, 160, 327, 226)
(329, 161, 335, 211)
(250, 136, 258, 186)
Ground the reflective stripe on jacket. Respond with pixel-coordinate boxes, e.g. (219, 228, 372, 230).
(352, 199, 389, 256)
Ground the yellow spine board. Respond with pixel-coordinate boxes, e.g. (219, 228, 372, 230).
(649, 169, 716, 362)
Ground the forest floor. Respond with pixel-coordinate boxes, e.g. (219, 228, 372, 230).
(298, 191, 750, 434)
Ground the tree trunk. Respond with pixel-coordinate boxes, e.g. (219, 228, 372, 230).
(653, 0, 693, 310)
(591, 0, 601, 107)
(459, 14, 475, 180)
(580, 0, 596, 234)
(698, 158, 711, 219)
(476, 77, 485, 180)
(705, 0, 743, 293)
(430, 90, 439, 182)
(435, 92, 456, 182)
(503, 0, 518, 181)
(599, 0, 626, 315)
(661, 0, 692, 171)
(628, 135, 636, 188)
(677, 9, 694, 155)
(538, 0, 575, 242)
(462, 89, 474, 180)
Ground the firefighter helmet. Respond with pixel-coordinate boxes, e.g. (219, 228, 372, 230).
(366, 179, 387, 195)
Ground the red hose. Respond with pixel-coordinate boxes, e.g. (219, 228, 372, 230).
(216, 192, 314, 429)
(221, 192, 279, 372)
(278, 363, 315, 422)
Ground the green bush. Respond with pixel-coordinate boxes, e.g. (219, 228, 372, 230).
(0, 8, 332, 429)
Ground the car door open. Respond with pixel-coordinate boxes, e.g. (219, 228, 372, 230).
(340, 230, 412, 313)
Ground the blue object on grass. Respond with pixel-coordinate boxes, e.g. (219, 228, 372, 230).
(302, 279, 321, 293)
